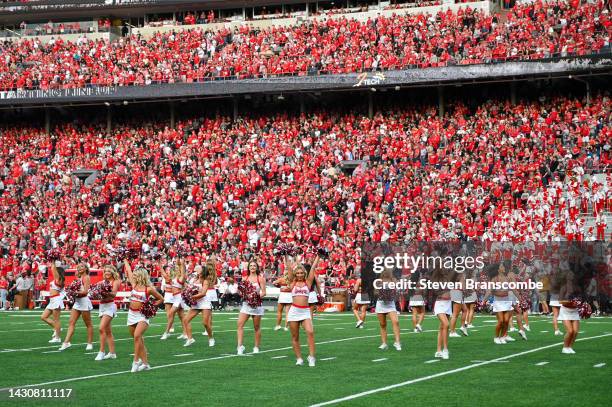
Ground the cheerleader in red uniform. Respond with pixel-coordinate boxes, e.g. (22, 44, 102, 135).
(183, 260, 217, 347)
(95, 265, 121, 360)
(352, 277, 369, 328)
(432, 268, 452, 359)
(201, 259, 218, 344)
(286, 254, 320, 366)
(124, 260, 163, 372)
(408, 270, 425, 333)
(559, 271, 581, 354)
(159, 265, 176, 339)
(236, 260, 266, 355)
(60, 264, 94, 351)
(375, 269, 401, 351)
(161, 259, 188, 340)
(485, 263, 516, 344)
(40, 263, 65, 343)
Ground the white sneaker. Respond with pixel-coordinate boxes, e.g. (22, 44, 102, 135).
(508, 327, 517, 332)
(296, 358, 304, 366)
(138, 363, 151, 371)
(59, 342, 71, 351)
(103, 353, 117, 360)
(504, 336, 515, 342)
(416, 324, 423, 332)
(441, 349, 449, 360)
(177, 334, 187, 340)
(202, 331, 209, 336)
(208, 338, 215, 347)
(393, 342, 402, 351)
(283, 327, 289, 332)
(561, 347, 573, 354)
(160, 333, 169, 340)
(414, 328, 419, 333)
(184, 338, 195, 347)
(524, 324, 530, 332)
(85, 343, 93, 351)
(554, 330, 563, 336)
(94, 352, 105, 361)
(131, 362, 140, 373)
(48, 336, 61, 343)
(355, 320, 363, 328)
(358, 325, 364, 329)
(169, 327, 175, 333)
(467, 324, 475, 329)
(518, 330, 528, 340)
(378, 343, 388, 350)
(435, 351, 443, 358)
(449, 332, 460, 338)
(307, 355, 316, 367)
(568, 348, 576, 354)
(274, 325, 282, 331)
(460, 326, 469, 337)
(494, 337, 501, 344)
(499, 338, 507, 344)
(237, 345, 245, 356)
(252, 347, 260, 354)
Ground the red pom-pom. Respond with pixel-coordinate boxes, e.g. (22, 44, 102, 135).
(316, 294, 326, 305)
(578, 302, 592, 319)
(140, 297, 158, 319)
(65, 279, 83, 304)
(378, 288, 396, 302)
(238, 280, 262, 308)
(181, 285, 199, 307)
(88, 280, 112, 300)
(475, 299, 491, 313)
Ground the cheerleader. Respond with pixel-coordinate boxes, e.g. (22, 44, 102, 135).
(59, 264, 94, 351)
(183, 260, 217, 347)
(201, 258, 218, 343)
(549, 282, 563, 336)
(432, 268, 452, 359)
(558, 272, 580, 354)
(236, 260, 266, 355)
(124, 260, 164, 372)
(286, 254, 319, 366)
(486, 263, 516, 344)
(159, 265, 176, 339)
(449, 273, 467, 337)
(273, 271, 292, 331)
(462, 287, 477, 331)
(408, 270, 425, 333)
(41, 263, 65, 343)
(161, 260, 188, 340)
(95, 265, 121, 360)
(375, 269, 401, 351)
(352, 277, 369, 328)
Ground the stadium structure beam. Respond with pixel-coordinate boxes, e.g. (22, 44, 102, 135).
(368, 92, 373, 119)
(44, 108, 50, 134)
(170, 101, 176, 128)
(511, 82, 517, 106)
(106, 105, 112, 135)
(233, 97, 239, 121)
(438, 86, 444, 118)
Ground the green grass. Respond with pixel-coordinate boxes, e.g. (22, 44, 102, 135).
(0, 310, 610, 406)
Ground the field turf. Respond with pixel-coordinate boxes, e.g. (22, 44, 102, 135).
(0, 310, 610, 406)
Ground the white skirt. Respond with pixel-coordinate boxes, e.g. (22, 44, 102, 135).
(193, 296, 212, 310)
(558, 305, 580, 321)
(493, 297, 513, 313)
(240, 302, 264, 316)
(99, 302, 117, 319)
(163, 292, 175, 304)
(127, 309, 149, 326)
(46, 294, 64, 310)
(550, 294, 561, 307)
(287, 305, 311, 322)
(73, 296, 93, 312)
(434, 300, 452, 316)
(205, 289, 218, 302)
(355, 293, 370, 305)
(463, 293, 477, 303)
(409, 295, 425, 307)
(450, 290, 463, 303)
(375, 300, 397, 314)
(171, 293, 190, 310)
(278, 291, 293, 304)
(308, 291, 318, 304)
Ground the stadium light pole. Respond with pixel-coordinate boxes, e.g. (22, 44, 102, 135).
(569, 75, 590, 106)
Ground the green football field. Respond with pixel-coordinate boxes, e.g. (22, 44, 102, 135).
(0, 310, 610, 406)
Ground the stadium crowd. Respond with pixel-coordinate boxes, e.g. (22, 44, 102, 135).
(0, 0, 610, 90)
(0, 92, 609, 305)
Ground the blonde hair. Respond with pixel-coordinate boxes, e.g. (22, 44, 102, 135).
(77, 263, 89, 276)
(132, 267, 151, 287)
(204, 260, 218, 286)
(293, 264, 307, 281)
(104, 265, 119, 281)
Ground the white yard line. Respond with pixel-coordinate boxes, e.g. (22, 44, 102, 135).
(535, 361, 549, 366)
(593, 363, 606, 368)
(174, 353, 194, 357)
(372, 358, 387, 362)
(309, 333, 612, 407)
(424, 360, 440, 364)
(271, 355, 288, 359)
(320, 357, 337, 361)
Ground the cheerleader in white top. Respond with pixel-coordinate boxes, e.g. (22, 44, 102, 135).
(236, 261, 266, 355)
(558, 272, 580, 354)
(449, 273, 468, 337)
(408, 270, 425, 333)
(375, 269, 401, 351)
(183, 260, 217, 347)
(124, 260, 163, 372)
(286, 254, 320, 366)
(161, 259, 188, 340)
(549, 284, 563, 336)
(59, 264, 94, 351)
(484, 263, 518, 344)
(95, 265, 121, 361)
(200, 258, 218, 342)
(159, 265, 176, 338)
(41, 263, 65, 343)
(273, 271, 292, 331)
(432, 268, 452, 359)
(352, 277, 369, 328)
